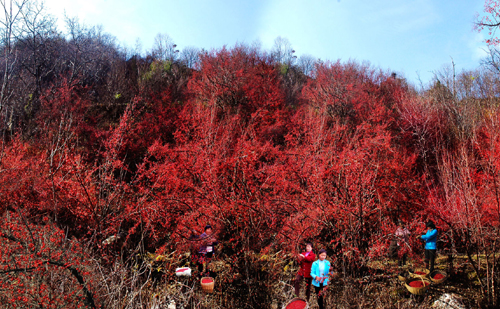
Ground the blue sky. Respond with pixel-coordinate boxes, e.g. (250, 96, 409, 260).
(45, 0, 489, 86)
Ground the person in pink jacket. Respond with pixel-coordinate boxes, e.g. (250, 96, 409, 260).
(294, 243, 316, 301)
(395, 221, 410, 266)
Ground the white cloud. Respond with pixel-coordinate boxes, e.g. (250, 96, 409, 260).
(471, 33, 489, 61)
(474, 46, 488, 61)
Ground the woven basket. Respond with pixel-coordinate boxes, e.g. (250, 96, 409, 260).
(283, 297, 308, 309)
(429, 270, 447, 284)
(397, 271, 408, 282)
(409, 268, 430, 279)
(405, 277, 431, 295)
(200, 277, 214, 293)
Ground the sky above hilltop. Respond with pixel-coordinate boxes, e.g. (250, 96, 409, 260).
(44, 0, 489, 87)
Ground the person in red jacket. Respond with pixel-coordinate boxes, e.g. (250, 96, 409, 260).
(294, 243, 316, 301)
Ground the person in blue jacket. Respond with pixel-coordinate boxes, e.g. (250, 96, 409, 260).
(310, 249, 331, 309)
(418, 220, 438, 273)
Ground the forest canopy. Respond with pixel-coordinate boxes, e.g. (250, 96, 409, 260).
(1, 1, 500, 308)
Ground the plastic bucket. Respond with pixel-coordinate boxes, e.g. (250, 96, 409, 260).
(284, 297, 308, 309)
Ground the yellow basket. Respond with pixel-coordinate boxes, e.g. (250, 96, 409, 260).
(405, 277, 431, 295)
(409, 268, 430, 279)
(284, 297, 308, 309)
(429, 270, 447, 284)
(200, 277, 214, 293)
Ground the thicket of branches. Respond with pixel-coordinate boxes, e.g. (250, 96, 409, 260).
(1, 0, 500, 308)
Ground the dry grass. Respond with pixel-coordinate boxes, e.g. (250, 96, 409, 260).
(91, 251, 496, 308)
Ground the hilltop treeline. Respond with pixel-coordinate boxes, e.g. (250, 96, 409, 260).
(1, 1, 500, 308)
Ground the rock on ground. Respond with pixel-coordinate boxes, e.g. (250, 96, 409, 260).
(433, 293, 466, 309)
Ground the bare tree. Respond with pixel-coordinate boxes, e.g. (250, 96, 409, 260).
(0, 0, 63, 131)
(479, 45, 500, 76)
(64, 16, 128, 105)
(271, 36, 295, 65)
(152, 32, 178, 62)
(0, 0, 28, 129)
(297, 54, 316, 77)
(179, 45, 199, 69)
(16, 0, 59, 96)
